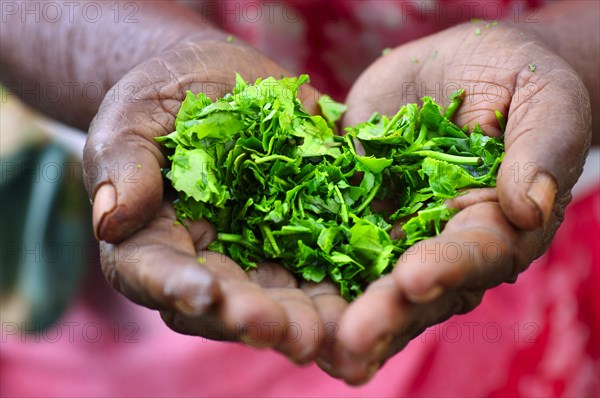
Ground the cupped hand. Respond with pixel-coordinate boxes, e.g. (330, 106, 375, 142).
(322, 22, 591, 383)
(83, 39, 347, 363)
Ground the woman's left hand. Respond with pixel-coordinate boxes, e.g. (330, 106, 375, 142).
(318, 21, 591, 384)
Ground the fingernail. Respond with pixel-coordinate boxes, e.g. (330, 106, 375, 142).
(286, 345, 315, 365)
(364, 362, 380, 382)
(372, 334, 393, 359)
(316, 358, 334, 374)
(526, 172, 557, 226)
(350, 362, 380, 385)
(241, 333, 273, 349)
(336, 348, 365, 379)
(405, 284, 443, 303)
(296, 345, 316, 364)
(92, 183, 116, 240)
(173, 297, 212, 317)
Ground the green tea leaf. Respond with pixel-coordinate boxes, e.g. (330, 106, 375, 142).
(157, 74, 504, 301)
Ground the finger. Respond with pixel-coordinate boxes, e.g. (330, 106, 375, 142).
(100, 204, 220, 316)
(251, 265, 325, 362)
(330, 276, 404, 385)
(161, 279, 288, 349)
(247, 266, 331, 364)
(161, 255, 289, 349)
(163, 258, 321, 353)
(265, 287, 323, 364)
(169, 261, 336, 363)
(247, 262, 298, 289)
(389, 188, 499, 240)
(443, 188, 498, 210)
(496, 50, 591, 229)
(187, 218, 217, 251)
(332, 265, 487, 385)
(333, 276, 482, 384)
(302, 281, 348, 375)
(393, 202, 519, 304)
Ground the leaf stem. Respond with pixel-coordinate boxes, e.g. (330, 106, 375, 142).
(354, 176, 382, 214)
(217, 233, 262, 253)
(217, 233, 244, 242)
(260, 225, 281, 255)
(444, 89, 465, 119)
(382, 108, 404, 135)
(414, 150, 482, 165)
(407, 123, 428, 151)
(495, 110, 506, 133)
(254, 154, 296, 164)
(344, 134, 358, 156)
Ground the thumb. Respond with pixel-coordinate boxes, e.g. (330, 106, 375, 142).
(84, 69, 173, 243)
(84, 125, 165, 244)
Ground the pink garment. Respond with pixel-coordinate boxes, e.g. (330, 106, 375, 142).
(2, 187, 598, 397)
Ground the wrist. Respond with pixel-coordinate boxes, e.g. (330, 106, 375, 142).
(0, 1, 229, 129)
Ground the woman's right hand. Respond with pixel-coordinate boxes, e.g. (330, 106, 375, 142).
(83, 39, 348, 364)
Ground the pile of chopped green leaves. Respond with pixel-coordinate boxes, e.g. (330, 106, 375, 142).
(156, 74, 504, 300)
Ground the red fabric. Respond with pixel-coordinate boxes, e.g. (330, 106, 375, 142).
(215, 0, 543, 100)
(2, 188, 598, 397)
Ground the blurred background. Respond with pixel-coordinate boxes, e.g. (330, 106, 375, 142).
(1, 87, 90, 329)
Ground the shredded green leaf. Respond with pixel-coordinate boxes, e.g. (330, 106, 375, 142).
(495, 110, 507, 132)
(156, 74, 505, 301)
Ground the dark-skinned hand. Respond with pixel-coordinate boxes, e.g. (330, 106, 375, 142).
(83, 39, 348, 364)
(318, 22, 591, 384)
